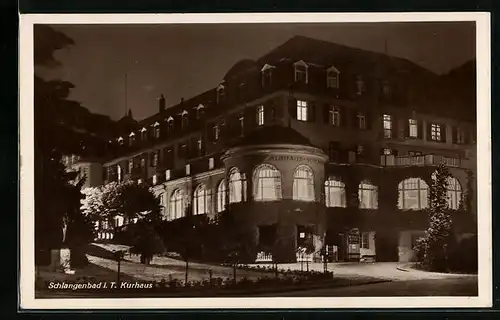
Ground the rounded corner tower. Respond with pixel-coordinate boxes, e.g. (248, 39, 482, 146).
(220, 125, 329, 263)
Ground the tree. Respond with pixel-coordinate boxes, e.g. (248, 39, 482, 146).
(83, 180, 164, 264)
(34, 26, 117, 265)
(414, 164, 455, 272)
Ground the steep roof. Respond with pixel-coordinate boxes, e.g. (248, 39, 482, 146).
(256, 35, 438, 79)
(230, 125, 315, 148)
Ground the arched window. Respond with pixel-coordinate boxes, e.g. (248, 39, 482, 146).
(359, 180, 378, 209)
(229, 167, 243, 203)
(193, 184, 208, 215)
(293, 165, 315, 201)
(447, 177, 462, 210)
(325, 177, 346, 207)
(398, 178, 429, 210)
(169, 189, 185, 220)
(253, 164, 282, 201)
(217, 179, 227, 212)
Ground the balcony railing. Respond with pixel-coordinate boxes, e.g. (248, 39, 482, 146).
(381, 154, 462, 167)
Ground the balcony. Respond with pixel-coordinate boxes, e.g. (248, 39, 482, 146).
(381, 154, 462, 167)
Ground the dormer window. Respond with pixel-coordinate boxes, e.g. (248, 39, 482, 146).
(140, 127, 147, 141)
(166, 116, 174, 133)
(129, 132, 136, 146)
(238, 113, 244, 136)
(181, 110, 189, 130)
(356, 76, 366, 96)
(382, 81, 392, 98)
(217, 84, 225, 104)
(327, 66, 340, 89)
(261, 64, 275, 87)
(294, 60, 308, 84)
(195, 104, 205, 120)
(153, 122, 160, 138)
(117, 136, 124, 145)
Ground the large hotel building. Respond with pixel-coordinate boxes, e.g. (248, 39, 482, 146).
(67, 36, 477, 263)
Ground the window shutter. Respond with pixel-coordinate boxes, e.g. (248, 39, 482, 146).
(288, 98, 297, 119)
(207, 123, 214, 142)
(323, 104, 330, 124)
(441, 124, 447, 143)
(417, 120, 423, 139)
(452, 126, 457, 144)
(150, 152, 155, 166)
(340, 106, 347, 127)
(308, 102, 316, 122)
(366, 110, 372, 130)
(426, 123, 432, 141)
(391, 115, 398, 139)
(404, 118, 409, 138)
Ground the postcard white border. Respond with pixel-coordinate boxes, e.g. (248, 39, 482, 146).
(19, 12, 492, 309)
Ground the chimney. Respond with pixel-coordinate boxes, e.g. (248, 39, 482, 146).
(159, 94, 166, 112)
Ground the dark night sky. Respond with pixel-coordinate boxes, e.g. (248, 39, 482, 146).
(39, 22, 475, 121)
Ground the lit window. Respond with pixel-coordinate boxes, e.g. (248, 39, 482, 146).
(383, 114, 392, 138)
(409, 119, 418, 138)
(357, 112, 366, 130)
(229, 167, 244, 204)
(359, 181, 378, 209)
(193, 184, 208, 215)
(140, 157, 146, 168)
(213, 125, 220, 141)
(294, 61, 308, 83)
(297, 100, 308, 121)
(329, 106, 340, 126)
(117, 165, 122, 182)
(398, 178, 429, 210)
(446, 176, 462, 210)
(293, 165, 314, 202)
(217, 179, 227, 212)
(325, 177, 346, 207)
(169, 189, 185, 220)
(257, 105, 265, 126)
(431, 124, 442, 141)
(253, 164, 282, 201)
(327, 67, 340, 89)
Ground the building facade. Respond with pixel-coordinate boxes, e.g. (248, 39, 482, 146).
(76, 36, 477, 263)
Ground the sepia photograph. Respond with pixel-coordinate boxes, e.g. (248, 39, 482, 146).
(19, 13, 491, 309)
